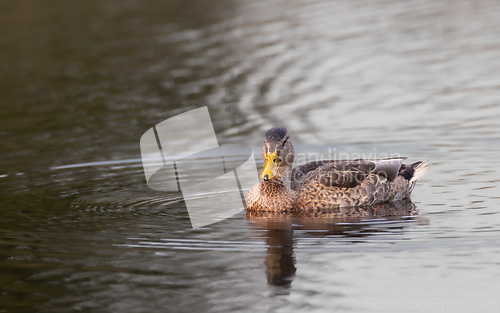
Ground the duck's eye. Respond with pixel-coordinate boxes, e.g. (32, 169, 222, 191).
(273, 158, 276, 163)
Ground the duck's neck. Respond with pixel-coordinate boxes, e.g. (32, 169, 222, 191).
(271, 165, 293, 190)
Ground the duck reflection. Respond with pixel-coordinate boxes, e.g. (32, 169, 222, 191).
(246, 201, 417, 289)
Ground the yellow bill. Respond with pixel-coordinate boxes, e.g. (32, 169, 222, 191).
(261, 150, 280, 181)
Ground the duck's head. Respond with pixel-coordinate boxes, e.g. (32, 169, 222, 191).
(260, 127, 295, 182)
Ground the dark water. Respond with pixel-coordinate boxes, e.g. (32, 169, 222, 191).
(1, 0, 500, 312)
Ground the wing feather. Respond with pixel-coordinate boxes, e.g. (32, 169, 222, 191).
(291, 158, 406, 189)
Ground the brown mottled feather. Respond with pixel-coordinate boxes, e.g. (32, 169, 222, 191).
(246, 182, 296, 212)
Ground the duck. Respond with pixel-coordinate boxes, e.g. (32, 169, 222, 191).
(245, 127, 430, 212)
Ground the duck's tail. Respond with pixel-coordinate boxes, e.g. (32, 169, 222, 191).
(409, 160, 430, 183)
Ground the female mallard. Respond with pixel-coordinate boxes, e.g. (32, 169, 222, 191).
(245, 127, 430, 212)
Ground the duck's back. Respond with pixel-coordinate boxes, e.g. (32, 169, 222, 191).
(292, 159, 429, 210)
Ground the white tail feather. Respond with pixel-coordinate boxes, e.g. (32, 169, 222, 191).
(410, 161, 430, 183)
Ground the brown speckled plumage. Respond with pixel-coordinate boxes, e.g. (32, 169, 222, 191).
(245, 127, 430, 212)
(246, 182, 295, 212)
(295, 173, 413, 211)
(246, 200, 418, 220)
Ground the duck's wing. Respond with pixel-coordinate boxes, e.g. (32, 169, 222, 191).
(291, 160, 330, 189)
(369, 158, 407, 181)
(291, 158, 406, 189)
(313, 159, 377, 188)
